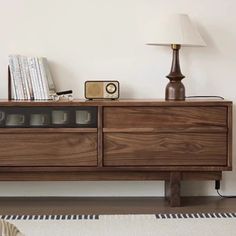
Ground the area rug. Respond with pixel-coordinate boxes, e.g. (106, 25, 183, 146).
(2, 213, 236, 236)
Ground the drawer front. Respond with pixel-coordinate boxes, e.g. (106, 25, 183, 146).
(104, 107, 227, 130)
(104, 133, 227, 166)
(0, 133, 97, 166)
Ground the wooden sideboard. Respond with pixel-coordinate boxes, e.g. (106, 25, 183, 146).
(0, 99, 232, 206)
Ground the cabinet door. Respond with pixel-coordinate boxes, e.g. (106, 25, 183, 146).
(0, 106, 97, 128)
(0, 132, 97, 166)
(104, 133, 227, 166)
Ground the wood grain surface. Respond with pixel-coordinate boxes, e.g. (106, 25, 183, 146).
(0, 99, 232, 107)
(104, 132, 227, 166)
(165, 172, 181, 207)
(103, 106, 227, 129)
(0, 128, 97, 133)
(0, 171, 221, 181)
(0, 133, 97, 166)
(97, 106, 103, 167)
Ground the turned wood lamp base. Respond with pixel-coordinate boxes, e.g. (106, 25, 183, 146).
(165, 44, 185, 101)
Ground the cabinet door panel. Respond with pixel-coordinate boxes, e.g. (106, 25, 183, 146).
(0, 133, 97, 166)
(0, 106, 97, 128)
(104, 133, 227, 166)
(104, 107, 227, 131)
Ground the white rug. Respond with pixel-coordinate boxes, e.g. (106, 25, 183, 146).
(3, 214, 236, 236)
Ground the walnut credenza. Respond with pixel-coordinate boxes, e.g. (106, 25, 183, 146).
(0, 99, 232, 206)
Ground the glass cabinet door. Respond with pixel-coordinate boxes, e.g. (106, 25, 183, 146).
(5, 109, 27, 127)
(75, 107, 97, 128)
(51, 108, 72, 127)
(30, 113, 50, 127)
(0, 106, 97, 128)
(0, 110, 6, 127)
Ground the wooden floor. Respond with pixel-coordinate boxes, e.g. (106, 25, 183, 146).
(0, 197, 236, 215)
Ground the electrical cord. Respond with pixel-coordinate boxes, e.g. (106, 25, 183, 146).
(185, 95, 225, 100)
(215, 181, 236, 198)
(216, 190, 236, 198)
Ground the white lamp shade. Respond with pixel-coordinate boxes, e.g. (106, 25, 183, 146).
(147, 14, 206, 47)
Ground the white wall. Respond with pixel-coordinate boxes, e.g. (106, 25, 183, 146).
(0, 0, 235, 197)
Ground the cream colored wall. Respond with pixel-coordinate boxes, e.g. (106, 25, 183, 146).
(0, 0, 235, 196)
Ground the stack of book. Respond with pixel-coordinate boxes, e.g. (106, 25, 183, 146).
(9, 55, 56, 100)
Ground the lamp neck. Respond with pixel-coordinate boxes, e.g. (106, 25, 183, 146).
(167, 44, 185, 81)
(165, 44, 185, 100)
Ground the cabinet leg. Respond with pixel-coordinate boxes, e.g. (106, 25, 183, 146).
(165, 172, 181, 207)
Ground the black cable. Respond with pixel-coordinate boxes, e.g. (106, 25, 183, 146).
(185, 95, 225, 100)
(56, 90, 73, 95)
(216, 189, 236, 198)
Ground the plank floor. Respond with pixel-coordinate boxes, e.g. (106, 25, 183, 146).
(0, 197, 235, 215)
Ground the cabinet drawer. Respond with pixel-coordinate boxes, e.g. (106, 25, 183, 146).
(0, 133, 97, 166)
(104, 107, 227, 131)
(104, 133, 227, 166)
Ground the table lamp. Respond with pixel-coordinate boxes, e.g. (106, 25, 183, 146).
(147, 14, 206, 100)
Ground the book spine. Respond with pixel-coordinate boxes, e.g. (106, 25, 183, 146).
(8, 56, 18, 99)
(38, 57, 50, 99)
(11, 82, 16, 100)
(34, 57, 43, 99)
(22, 56, 34, 100)
(41, 57, 56, 98)
(34, 57, 45, 99)
(12, 55, 24, 99)
(18, 55, 30, 99)
(28, 57, 39, 100)
(32, 57, 41, 100)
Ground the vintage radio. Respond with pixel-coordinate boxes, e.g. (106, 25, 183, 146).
(84, 81, 119, 100)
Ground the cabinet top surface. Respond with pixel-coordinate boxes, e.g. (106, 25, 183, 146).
(0, 99, 232, 107)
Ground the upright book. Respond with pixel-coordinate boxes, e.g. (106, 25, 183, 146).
(9, 55, 56, 100)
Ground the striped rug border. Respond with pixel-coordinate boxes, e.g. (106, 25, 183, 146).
(155, 213, 236, 219)
(0, 215, 99, 220)
(1, 213, 236, 220)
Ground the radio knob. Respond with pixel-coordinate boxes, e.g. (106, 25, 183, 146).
(106, 83, 117, 94)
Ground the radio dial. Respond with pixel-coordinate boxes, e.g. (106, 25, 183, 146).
(106, 83, 117, 94)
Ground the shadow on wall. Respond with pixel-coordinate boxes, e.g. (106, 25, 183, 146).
(181, 181, 215, 196)
(220, 102, 236, 194)
(49, 61, 80, 98)
(120, 83, 136, 98)
(182, 22, 236, 96)
(182, 23, 217, 95)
